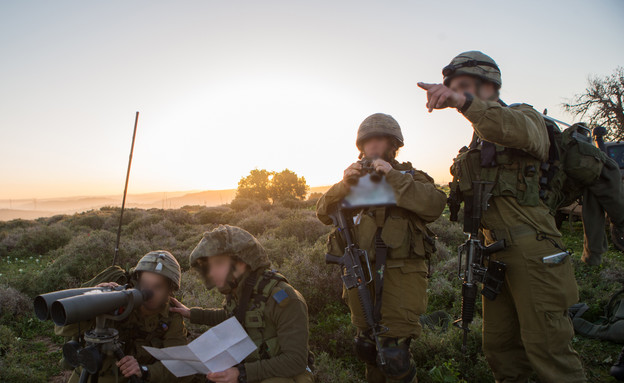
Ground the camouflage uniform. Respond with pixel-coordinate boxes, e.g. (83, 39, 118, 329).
(445, 51, 586, 382)
(316, 114, 447, 383)
(188, 225, 314, 383)
(56, 251, 191, 383)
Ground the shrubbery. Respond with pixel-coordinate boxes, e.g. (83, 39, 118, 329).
(1, 202, 622, 382)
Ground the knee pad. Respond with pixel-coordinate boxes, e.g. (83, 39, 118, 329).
(353, 336, 378, 365)
(378, 340, 416, 382)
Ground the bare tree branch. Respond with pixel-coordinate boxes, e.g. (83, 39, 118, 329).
(563, 67, 624, 141)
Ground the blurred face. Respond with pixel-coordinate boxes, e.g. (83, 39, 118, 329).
(449, 75, 497, 101)
(207, 255, 248, 289)
(362, 136, 391, 159)
(207, 255, 232, 288)
(138, 271, 172, 311)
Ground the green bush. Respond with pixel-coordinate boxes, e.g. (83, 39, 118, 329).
(428, 217, 465, 250)
(68, 211, 106, 230)
(124, 211, 163, 234)
(194, 206, 234, 225)
(1, 224, 72, 258)
(260, 235, 301, 267)
(237, 209, 281, 235)
(229, 198, 270, 212)
(280, 238, 342, 314)
(32, 230, 148, 295)
(267, 210, 330, 244)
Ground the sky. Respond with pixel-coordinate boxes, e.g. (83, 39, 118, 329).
(1, 0, 623, 200)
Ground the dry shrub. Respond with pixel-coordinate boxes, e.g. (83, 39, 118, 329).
(164, 209, 194, 225)
(229, 198, 270, 212)
(237, 209, 281, 236)
(1, 224, 72, 258)
(428, 217, 465, 250)
(280, 238, 342, 314)
(0, 286, 31, 318)
(31, 230, 150, 295)
(194, 206, 234, 225)
(260, 235, 301, 267)
(267, 210, 330, 244)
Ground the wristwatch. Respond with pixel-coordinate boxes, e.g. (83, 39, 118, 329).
(237, 364, 247, 383)
(140, 365, 150, 381)
(458, 92, 473, 114)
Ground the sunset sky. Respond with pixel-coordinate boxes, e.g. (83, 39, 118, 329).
(1, 0, 623, 200)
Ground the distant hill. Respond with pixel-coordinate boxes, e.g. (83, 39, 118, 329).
(0, 186, 330, 221)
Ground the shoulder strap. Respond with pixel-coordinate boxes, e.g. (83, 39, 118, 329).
(253, 270, 288, 304)
(233, 272, 258, 324)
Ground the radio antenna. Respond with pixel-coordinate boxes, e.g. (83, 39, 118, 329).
(112, 111, 139, 266)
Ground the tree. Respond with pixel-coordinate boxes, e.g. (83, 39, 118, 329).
(563, 67, 624, 140)
(269, 169, 309, 201)
(235, 169, 271, 202)
(234, 168, 309, 203)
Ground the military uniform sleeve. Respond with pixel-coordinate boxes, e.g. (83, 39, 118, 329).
(384, 169, 447, 223)
(462, 96, 549, 161)
(189, 307, 229, 326)
(316, 181, 349, 225)
(244, 284, 309, 382)
(147, 313, 193, 383)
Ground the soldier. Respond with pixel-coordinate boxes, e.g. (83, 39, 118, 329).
(169, 225, 314, 383)
(417, 51, 587, 382)
(315, 114, 447, 383)
(56, 250, 191, 383)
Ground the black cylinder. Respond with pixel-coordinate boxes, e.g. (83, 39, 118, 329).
(51, 289, 145, 326)
(34, 287, 105, 321)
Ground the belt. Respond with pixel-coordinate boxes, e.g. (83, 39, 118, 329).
(482, 224, 536, 247)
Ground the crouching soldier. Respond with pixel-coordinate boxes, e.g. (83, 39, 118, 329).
(56, 250, 191, 383)
(169, 225, 314, 383)
(316, 113, 447, 383)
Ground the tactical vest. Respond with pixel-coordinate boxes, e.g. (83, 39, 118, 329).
(449, 117, 607, 215)
(118, 315, 173, 355)
(450, 143, 542, 207)
(327, 161, 437, 262)
(225, 270, 288, 361)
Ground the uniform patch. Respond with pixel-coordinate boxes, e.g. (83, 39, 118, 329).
(272, 289, 289, 304)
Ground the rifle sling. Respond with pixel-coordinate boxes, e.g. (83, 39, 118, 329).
(373, 206, 387, 324)
(234, 272, 258, 325)
(373, 230, 387, 324)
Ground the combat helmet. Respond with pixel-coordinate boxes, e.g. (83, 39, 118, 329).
(132, 250, 181, 291)
(356, 113, 404, 150)
(189, 225, 270, 291)
(443, 51, 501, 89)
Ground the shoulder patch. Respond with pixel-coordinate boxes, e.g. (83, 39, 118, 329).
(272, 289, 289, 304)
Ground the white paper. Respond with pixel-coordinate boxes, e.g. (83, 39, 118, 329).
(341, 172, 398, 209)
(143, 317, 257, 377)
